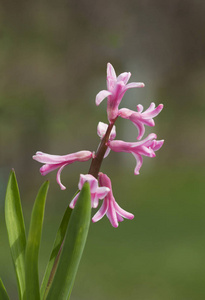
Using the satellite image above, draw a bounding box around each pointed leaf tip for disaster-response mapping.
[0,279,10,300]
[5,170,26,300]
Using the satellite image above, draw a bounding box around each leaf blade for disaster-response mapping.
[5,170,26,300]
[25,181,49,300]
[40,204,72,299]
[0,278,10,300]
[46,182,91,300]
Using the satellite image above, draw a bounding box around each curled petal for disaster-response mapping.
[69,193,80,209]
[95,90,112,106]
[56,163,68,190]
[92,199,108,223]
[33,150,93,189]
[132,152,143,175]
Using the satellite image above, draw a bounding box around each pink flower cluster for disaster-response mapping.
[33,63,164,227]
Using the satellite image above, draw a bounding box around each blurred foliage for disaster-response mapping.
[1,0,205,299]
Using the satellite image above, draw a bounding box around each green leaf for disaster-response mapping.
[46,182,91,300]
[0,278,10,300]
[24,181,49,300]
[40,204,72,300]
[5,170,26,300]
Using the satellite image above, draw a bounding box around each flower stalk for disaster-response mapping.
[88,119,116,178]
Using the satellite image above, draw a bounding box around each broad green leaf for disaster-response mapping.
[0,278,10,300]
[5,170,26,300]
[46,182,91,300]
[40,204,72,300]
[24,181,49,300]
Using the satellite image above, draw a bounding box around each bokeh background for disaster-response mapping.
[1,1,205,299]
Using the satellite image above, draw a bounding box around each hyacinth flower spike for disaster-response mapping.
[32,150,94,190]
[118,102,163,140]
[69,174,110,209]
[95,63,145,122]
[97,121,116,158]
[92,172,134,228]
[108,133,164,175]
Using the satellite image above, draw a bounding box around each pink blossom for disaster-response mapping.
[97,121,116,158]
[118,102,163,140]
[95,63,145,122]
[108,133,164,175]
[33,151,94,190]
[92,173,134,228]
[69,174,110,209]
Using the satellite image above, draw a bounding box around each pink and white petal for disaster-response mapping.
[107,63,117,80]
[137,104,144,113]
[104,147,111,158]
[138,145,156,157]
[118,108,133,119]
[96,186,110,199]
[33,152,66,164]
[78,174,98,191]
[110,125,116,140]
[142,119,155,127]
[56,163,69,190]
[145,104,163,118]
[145,102,156,113]
[95,90,112,106]
[40,163,63,176]
[125,82,145,89]
[129,118,145,140]
[114,201,134,220]
[92,193,100,208]
[117,214,124,222]
[107,200,119,228]
[117,72,131,84]
[69,193,80,209]
[97,122,108,138]
[92,199,108,223]
[151,139,164,151]
[131,152,143,175]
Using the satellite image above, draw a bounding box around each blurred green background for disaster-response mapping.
[1,1,205,299]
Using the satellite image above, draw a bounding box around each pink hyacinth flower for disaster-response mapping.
[95,63,145,122]
[92,172,134,228]
[69,174,110,209]
[118,102,163,140]
[97,121,116,158]
[33,151,94,190]
[108,133,164,175]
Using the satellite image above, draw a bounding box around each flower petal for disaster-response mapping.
[92,198,108,223]
[107,63,117,80]
[69,192,80,209]
[125,82,145,89]
[117,72,131,84]
[95,90,112,106]
[131,152,143,175]
[56,163,68,190]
